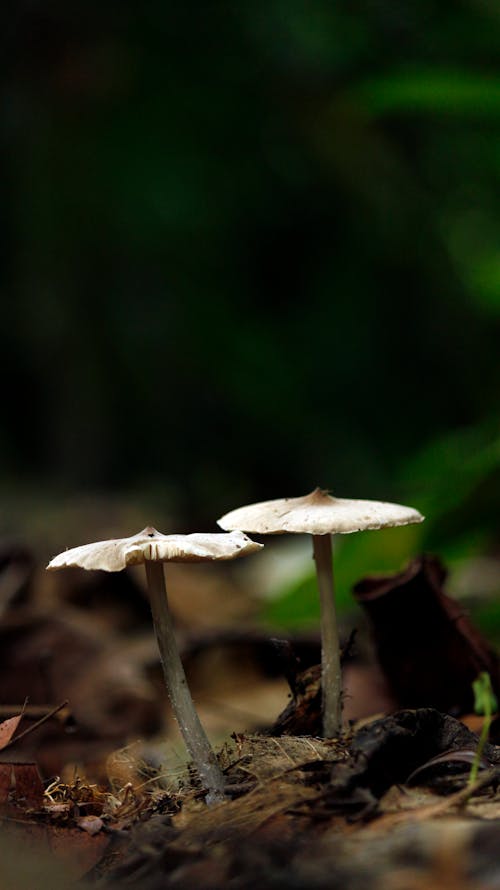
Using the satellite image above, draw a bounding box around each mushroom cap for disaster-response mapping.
[218,488,424,536]
[47,527,263,573]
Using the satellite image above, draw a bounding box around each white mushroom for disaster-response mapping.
[48,527,263,803]
[218,488,424,738]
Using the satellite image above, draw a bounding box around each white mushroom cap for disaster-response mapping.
[47,527,263,573]
[218,488,424,536]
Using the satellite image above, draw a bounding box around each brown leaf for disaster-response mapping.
[354,555,500,715]
[0,714,23,751]
[76,815,104,835]
[406,748,492,785]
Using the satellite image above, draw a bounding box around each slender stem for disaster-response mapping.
[469,715,491,786]
[312,534,342,737]
[145,560,226,803]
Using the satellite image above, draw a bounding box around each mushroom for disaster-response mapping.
[218,488,424,738]
[47,526,263,803]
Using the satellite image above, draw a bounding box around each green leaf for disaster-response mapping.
[472,672,498,716]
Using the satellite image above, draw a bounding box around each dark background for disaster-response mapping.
[1,1,499,557]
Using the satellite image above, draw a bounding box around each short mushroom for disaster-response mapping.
[218,488,424,738]
[47,527,263,803]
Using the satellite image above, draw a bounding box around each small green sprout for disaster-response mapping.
[469,671,498,786]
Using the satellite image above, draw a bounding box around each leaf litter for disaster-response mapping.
[2,547,500,887]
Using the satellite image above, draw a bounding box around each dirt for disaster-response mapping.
[1,544,500,888]
[96,714,500,889]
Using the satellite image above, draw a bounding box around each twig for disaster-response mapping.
[373,767,500,831]
[1,700,69,751]
[302,738,323,760]
[270,737,296,765]
[0,704,70,721]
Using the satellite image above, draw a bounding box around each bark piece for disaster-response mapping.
[354,555,500,714]
[322,708,500,818]
[0,762,44,808]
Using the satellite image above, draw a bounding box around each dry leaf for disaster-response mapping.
[354,555,500,714]
[76,815,104,835]
[0,714,23,751]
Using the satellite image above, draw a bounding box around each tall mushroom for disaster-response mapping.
[218,488,424,738]
[47,527,263,803]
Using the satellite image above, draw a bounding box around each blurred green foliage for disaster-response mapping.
[264,523,423,628]
[1,1,499,556]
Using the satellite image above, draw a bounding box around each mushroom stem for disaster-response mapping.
[312,534,342,737]
[144,560,226,803]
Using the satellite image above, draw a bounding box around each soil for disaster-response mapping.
[96,711,500,889]
[2,548,500,888]
[3,709,500,889]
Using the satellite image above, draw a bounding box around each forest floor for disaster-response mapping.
[3,711,500,889]
[1,537,500,888]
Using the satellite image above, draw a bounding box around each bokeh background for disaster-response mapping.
[1,1,499,623]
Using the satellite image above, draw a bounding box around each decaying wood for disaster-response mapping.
[98,715,500,889]
[354,555,500,714]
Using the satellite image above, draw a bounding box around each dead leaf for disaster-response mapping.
[354,555,500,714]
[44,801,73,817]
[0,714,23,751]
[76,815,104,835]
[406,748,492,785]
